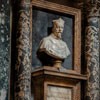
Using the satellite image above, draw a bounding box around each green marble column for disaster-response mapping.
[85,1,100,100]
[0,0,10,100]
[14,0,32,99]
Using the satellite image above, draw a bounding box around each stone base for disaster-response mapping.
[31,66,87,100]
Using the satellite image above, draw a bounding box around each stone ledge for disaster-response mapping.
[31,66,87,80]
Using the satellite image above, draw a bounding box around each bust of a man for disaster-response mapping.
[37,18,70,68]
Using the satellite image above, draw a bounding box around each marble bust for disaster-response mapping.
[37,18,70,68]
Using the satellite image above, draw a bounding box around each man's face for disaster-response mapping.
[53,22,64,39]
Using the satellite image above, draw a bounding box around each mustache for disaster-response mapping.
[57,30,63,33]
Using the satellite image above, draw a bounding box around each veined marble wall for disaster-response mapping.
[0,0,10,100]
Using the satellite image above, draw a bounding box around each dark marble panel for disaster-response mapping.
[0,0,10,99]
[32,8,73,69]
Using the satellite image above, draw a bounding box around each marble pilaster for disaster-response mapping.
[85,1,100,100]
[14,0,32,99]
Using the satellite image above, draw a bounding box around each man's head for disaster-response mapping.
[52,18,64,39]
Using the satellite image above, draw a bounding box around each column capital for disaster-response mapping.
[85,0,100,17]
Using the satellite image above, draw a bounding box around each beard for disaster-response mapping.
[57,32,62,39]
[52,28,62,39]
[56,32,62,39]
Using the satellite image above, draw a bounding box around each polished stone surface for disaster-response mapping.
[0,0,10,100]
[14,1,31,100]
[85,2,100,100]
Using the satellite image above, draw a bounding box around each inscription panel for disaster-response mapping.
[47,85,72,100]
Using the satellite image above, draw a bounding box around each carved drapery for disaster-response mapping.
[85,1,100,100]
[14,0,31,99]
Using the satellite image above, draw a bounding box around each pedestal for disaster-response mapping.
[32,66,87,100]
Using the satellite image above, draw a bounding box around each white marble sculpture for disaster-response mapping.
[38,18,70,59]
